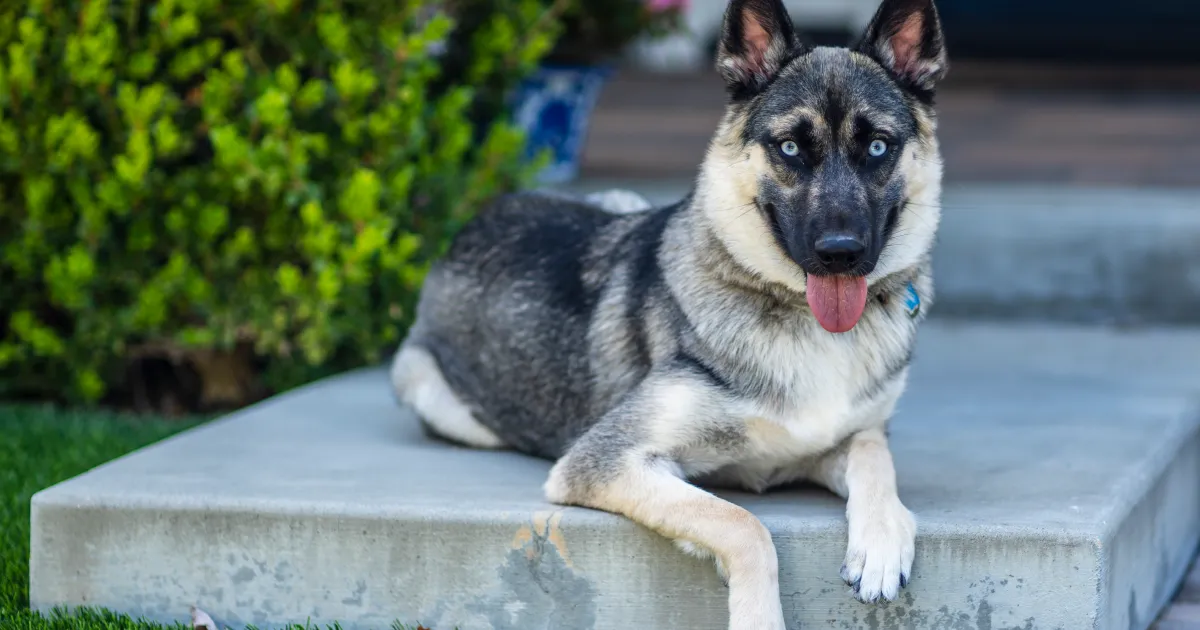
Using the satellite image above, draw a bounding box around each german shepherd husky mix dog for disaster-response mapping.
[392,0,947,625]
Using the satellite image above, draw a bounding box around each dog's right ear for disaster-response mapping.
[856,0,947,92]
[716,0,801,99]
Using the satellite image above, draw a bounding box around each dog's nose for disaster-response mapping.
[814,232,866,272]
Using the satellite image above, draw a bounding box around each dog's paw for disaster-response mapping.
[840,497,915,603]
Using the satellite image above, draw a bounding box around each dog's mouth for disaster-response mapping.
[759,199,873,333]
[805,274,868,334]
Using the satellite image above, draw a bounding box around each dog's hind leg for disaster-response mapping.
[390,344,506,449]
[544,371,785,630]
[809,427,915,603]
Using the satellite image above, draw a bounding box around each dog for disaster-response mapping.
[391,0,947,626]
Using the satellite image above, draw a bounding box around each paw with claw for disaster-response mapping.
[841,497,916,603]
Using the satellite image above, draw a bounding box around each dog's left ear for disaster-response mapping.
[716,0,802,98]
[857,0,948,92]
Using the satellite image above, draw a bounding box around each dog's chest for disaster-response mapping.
[686,308,914,490]
[703,390,902,493]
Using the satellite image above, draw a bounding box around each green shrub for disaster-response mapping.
[549,0,687,64]
[0,0,564,407]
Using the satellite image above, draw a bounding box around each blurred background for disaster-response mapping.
[582,0,1200,187]
[1,0,1197,414]
[1,3,1199,630]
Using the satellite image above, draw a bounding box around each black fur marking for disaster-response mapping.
[674,350,732,392]
[624,203,679,368]
[824,91,849,144]
[857,342,913,402]
[509,211,610,318]
[883,202,902,243]
[852,114,876,147]
[904,82,937,107]
[789,118,821,168]
[761,200,789,256]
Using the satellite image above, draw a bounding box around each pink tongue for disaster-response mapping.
[805,275,869,333]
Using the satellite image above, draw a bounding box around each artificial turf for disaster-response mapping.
[0,404,430,630]
[0,403,198,629]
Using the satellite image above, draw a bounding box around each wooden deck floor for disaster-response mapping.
[578,63,1200,188]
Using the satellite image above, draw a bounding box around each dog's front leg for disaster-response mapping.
[543,373,786,630]
[811,428,915,603]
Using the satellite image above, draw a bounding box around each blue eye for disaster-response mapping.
[868,139,889,157]
[780,140,800,157]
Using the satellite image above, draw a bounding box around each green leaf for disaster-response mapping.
[0,0,556,405]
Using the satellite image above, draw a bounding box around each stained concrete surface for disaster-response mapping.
[29,322,1200,630]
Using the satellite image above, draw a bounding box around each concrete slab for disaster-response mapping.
[555,179,1200,325]
[30,322,1200,630]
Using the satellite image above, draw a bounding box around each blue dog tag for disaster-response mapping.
[904,282,920,318]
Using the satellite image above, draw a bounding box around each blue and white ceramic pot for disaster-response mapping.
[512,64,613,184]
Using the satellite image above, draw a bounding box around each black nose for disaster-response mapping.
[814,232,866,272]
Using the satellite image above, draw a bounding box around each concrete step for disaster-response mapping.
[556,180,1200,326]
[29,322,1200,630]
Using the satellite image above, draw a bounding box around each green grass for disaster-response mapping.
[0,404,430,630]
[0,404,198,629]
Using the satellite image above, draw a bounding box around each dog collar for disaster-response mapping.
[904,282,920,318]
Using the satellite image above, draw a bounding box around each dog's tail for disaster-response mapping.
[390,342,507,449]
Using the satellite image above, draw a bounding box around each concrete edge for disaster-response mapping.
[30,486,1115,545]
[1095,401,1200,542]
[28,495,1120,629]
[1097,402,1200,629]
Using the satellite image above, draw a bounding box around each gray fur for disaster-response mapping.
[403,189,927,466]
[393,0,949,622]
[400,57,936,469]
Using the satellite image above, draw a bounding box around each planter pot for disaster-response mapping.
[511,64,612,184]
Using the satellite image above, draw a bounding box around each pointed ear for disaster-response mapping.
[857,0,948,92]
[716,0,802,98]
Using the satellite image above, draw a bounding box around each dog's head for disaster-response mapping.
[698,0,947,333]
